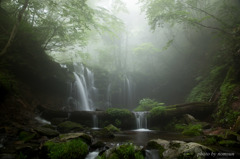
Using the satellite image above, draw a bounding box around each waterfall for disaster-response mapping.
[133,112,149,131]
[69,63,98,111]
[106,83,111,108]
[123,75,134,108]
[92,114,99,129]
[73,73,90,111]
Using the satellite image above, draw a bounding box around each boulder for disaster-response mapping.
[59,132,92,144]
[57,121,84,133]
[183,114,197,124]
[147,139,213,159]
[34,126,59,137]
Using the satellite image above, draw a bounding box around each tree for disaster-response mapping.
[0,0,29,56]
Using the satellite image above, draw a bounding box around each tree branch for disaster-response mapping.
[0,0,29,56]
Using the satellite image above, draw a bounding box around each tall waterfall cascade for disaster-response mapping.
[133,112,150,131]
[68,63,98,111]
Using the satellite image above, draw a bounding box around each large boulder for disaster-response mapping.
[34,126,59,137]
[57,121,84,133]
[146,139,213,159]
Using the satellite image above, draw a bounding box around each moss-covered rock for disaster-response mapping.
[57,121,84,133]
[34,126,59,137]
[100,143,144,159]
[147,139,213,159]
[104,124,120,133]
[44,138,88,159]
[59,132,92,145]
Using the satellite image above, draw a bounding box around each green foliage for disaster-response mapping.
[18,131,35,142]
[146,141,165,158]
[186,65,227,102]
[175,124,202,136]
[218,140,238,147]
[148,106,166,118]
[203,136,217,145]
[57,121,84,132]
[134,98,165,111]
[214,67,240,127]
[44,139,88,159]
[110,143,144,159]
[106,108,132,118]
[104,124,120,133]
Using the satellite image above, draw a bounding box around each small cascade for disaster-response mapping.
[92,114,99,129]
[133,112,150,131]
[85,151,99,159]
[145,150,160,159]
[106,83,112,108]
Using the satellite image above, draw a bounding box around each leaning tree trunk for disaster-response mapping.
[0,0,29,56]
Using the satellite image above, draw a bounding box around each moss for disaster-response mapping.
[175,124,202,136]
[214,66,240,127]
[106,108,132,118]
[115,144,144,159]
[148,106,166,118]
[134,98,165,111]
[105,124,120,133]
[105,108,133,128]
[218,140,238,147]
[57,121,84,133]
[186,65,227,102]
[18,131,35,142]
[203,136,218,145]
[44,138,88,159]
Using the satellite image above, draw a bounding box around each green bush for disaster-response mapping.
[175,124,202,136]
[105,124,120,133]
[149,106,166,118]
[18,131,35,142]
[44,139,88,159]
[114,144,144,159]
[106,108,132,118]
[134,98,165,111]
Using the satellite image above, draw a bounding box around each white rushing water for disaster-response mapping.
[92,114,99,129]
[85,151,99,159]
[73,72,91,111]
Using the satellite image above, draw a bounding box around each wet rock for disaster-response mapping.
[183,114,197,124]
[34,126,59,137]
[91,141,106,150]
[92,128,115,138]
[147,139,213,159]
[57,121,84,133]
[59,132,92,144]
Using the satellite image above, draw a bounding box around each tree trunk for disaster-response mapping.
[0,0,29,56]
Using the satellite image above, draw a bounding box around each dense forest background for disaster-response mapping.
[0,0,240,128]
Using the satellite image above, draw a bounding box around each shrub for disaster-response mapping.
[115,144,144,159]
[18,131,35,142]
[44,139,88,159]
[106,108,132,118]
[134,98,165,111]
[105,124,120,133]
[175,124,202,136]
[149,106,166,118]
